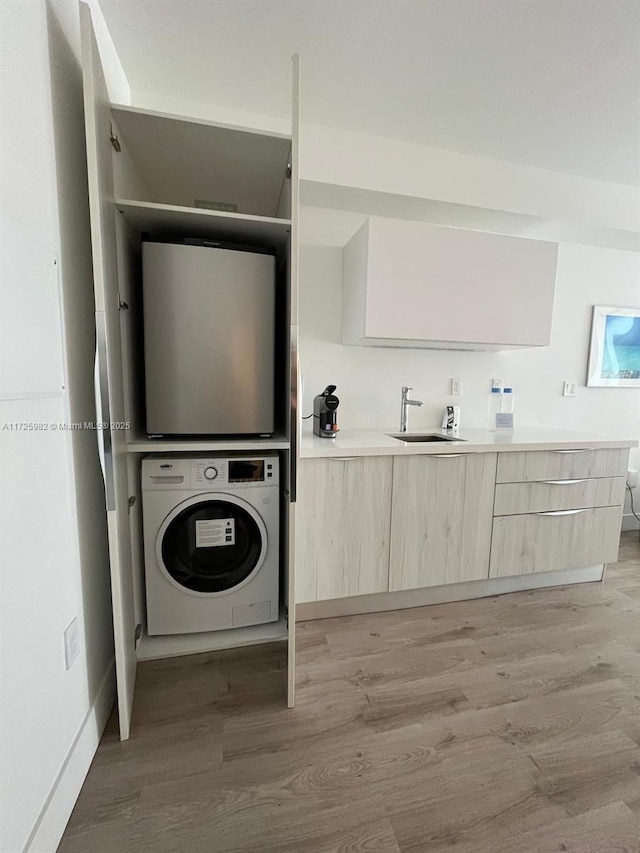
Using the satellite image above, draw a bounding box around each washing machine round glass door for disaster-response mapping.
[158,494,267,594]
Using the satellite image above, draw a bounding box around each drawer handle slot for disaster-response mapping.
[329,457,360,461]
[431,454,464,458]
[536,509,588,517]
[542,479,588,485]
[550,449,590,454]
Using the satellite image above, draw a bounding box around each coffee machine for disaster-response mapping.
[313,385,340,438]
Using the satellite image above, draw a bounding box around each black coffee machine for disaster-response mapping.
[313,385,340,438]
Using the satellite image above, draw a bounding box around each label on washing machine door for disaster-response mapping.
[195,518,235,548]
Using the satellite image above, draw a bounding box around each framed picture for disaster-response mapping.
[586,305,640,387]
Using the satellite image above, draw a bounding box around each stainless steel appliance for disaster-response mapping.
[142,240,276,436]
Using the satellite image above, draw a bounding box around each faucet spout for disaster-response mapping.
[399,386,424,432]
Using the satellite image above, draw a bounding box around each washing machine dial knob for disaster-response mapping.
[203,466,218,481]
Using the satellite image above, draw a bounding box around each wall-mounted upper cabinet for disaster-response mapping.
[342,217,558,350]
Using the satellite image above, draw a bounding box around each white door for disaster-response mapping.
[287,53,300,709]
[80,3,137,740]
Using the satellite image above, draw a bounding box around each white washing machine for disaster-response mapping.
[142,454,280,636]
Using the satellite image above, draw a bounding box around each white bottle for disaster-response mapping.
[488,388,502,430]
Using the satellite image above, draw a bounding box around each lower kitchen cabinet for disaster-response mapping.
[490,506,623,577]
[389,452,497,590]
[295,456,393,602]
[490,447,629,578]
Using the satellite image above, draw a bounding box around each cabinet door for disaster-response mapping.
[390,453,496,591]
[287,53,300,709]
[343,218,558,349]
[295,457,392,602]
[81,4,136,740]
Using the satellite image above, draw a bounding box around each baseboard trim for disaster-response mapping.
[296,565,604,622]
[622,513,640,532]
[23,660,116,853]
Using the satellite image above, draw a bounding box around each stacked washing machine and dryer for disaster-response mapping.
[140,239,280,636]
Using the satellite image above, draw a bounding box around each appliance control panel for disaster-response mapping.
[143,455,279,489]
[192,456,278,488]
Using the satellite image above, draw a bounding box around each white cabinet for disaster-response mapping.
[295,457,392,602]
[342,217,558,350]
[81,5,300,736]
[389,453,497,590]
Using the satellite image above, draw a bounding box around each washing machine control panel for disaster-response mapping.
[191,456,278,488]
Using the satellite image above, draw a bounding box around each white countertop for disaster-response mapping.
[300,427,637,458]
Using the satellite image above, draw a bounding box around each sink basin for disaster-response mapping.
[387,433,465,443]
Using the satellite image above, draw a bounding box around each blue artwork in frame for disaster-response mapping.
[587,305,640,387]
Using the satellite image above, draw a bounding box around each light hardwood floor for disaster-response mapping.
[58,533,640,853]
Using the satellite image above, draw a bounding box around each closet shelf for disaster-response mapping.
[115,199,292,248]
[127,434,290,453]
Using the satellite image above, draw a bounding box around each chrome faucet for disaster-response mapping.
[399,386,423,432]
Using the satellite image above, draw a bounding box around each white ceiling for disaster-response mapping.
[99,0,640,186]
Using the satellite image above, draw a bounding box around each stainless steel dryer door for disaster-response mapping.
[157,494,268,595]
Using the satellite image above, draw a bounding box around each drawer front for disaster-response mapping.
[489,506,623,578]
[494,477,626,516]
[496,448,629,483]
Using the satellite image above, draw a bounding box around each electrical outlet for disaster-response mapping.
[563,381,577,397]
[491,378,503,391]
[628,469,638,489]
[450,378,462,395]
[64,618,80,670]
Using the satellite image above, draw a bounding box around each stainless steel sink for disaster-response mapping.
[387,433,465,443]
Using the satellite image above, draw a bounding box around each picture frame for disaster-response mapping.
[586,305,640,388]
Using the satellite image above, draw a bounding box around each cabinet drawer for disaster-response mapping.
[489,506,622,578]
[494,477,626,516]
[496,448,628,483]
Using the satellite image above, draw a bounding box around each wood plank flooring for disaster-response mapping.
[58,533,640,852]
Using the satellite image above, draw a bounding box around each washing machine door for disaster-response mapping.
[157,493,268,595]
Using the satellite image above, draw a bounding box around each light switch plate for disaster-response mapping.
[450,378,462,395]
[563,381,577,397]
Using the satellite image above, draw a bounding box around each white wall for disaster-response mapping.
[299,208,640,527]
[301,124,640,234]
[0,2,128,851]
